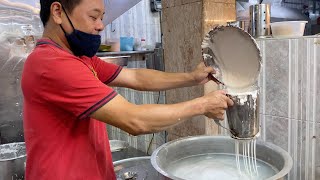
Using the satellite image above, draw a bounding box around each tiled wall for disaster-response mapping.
[102,0,161,48]
[216,37,320,180]
[256,37,320,180]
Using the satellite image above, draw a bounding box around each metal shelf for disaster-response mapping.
[96,50,154,57]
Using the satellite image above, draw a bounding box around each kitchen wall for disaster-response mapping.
[102,0,162,48]
[281,0,320,35]
[282,0,317,10]
[254,37,320,180]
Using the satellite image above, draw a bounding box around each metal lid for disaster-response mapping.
[201,26,262,93]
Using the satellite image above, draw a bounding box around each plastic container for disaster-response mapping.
[120,37,134,51]
[270,21,308,38]
[133,38,141,51]
[140,38,146,50]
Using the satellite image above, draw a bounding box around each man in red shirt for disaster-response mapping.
[21,0,233,179]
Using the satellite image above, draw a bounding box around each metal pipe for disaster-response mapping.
[283,0,304,5]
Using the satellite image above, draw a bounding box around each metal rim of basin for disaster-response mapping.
[151,136,293,180]
[113,156,152,180]
[0,142,26,161]
[113,156,150,165]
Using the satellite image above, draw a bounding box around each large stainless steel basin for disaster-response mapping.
[151,136,293,180]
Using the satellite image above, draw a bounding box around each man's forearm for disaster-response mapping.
[134,69,196,91]
[92,95,206,135]
[131,97,205,133]
[92,90,230,136]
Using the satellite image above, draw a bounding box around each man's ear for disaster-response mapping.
[51,2,63,25]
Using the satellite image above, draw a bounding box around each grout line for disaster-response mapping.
[311,38,317,180]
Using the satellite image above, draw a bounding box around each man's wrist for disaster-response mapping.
[186,72,197,86]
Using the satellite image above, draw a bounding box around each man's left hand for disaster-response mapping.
[190,62,216,85]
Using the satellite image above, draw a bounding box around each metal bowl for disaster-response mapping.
[0,142,26,180]
[113,156,164,180]
[151,136,292,180]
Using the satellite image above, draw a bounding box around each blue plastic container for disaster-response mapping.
[120,37,134,51]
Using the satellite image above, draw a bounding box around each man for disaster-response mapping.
[21,0,234,179]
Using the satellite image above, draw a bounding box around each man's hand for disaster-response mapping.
[202,90,234,120]
[190,62,216,85]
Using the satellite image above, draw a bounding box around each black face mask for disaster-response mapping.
[60,6,101,57]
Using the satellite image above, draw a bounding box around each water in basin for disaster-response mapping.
[165,153,278,180]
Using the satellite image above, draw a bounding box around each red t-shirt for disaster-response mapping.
[21,39,122,180]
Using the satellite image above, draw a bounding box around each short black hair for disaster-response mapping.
[40,0,82,27]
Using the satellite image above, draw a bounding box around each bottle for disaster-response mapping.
[141,38,146,51]
[133,38,141,51]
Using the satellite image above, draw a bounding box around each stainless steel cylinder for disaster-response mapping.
[226,90,260,139]
[249,4,271,38]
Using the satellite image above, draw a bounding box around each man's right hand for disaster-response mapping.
[92,89,234,136]
[202,90,234,120]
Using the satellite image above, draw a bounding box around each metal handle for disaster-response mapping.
[208,73,225,86]
[213,119,237,137]
[214,119,228,131]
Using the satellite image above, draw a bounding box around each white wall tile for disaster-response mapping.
[257,37,320,180]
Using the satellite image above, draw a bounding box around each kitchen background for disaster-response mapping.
[161,1,319,180]
[236,0,320,35]
[0,0,320,179]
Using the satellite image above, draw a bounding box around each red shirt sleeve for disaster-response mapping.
[40,54,119,120]
[91,56,123,84]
